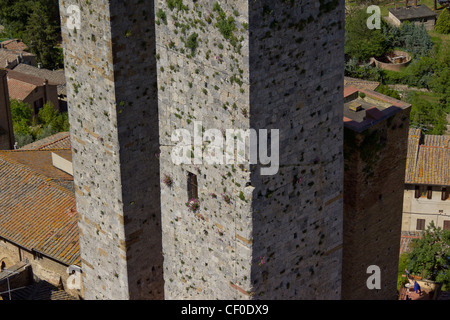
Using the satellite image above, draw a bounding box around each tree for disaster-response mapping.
[37,101,70,133]
[345,8,389,61]
[23,2,61,69]
[0,0,62,69]
[407,221,450,289]
[376,84,401,100]
[435,8,450,35]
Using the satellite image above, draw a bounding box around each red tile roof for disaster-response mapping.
[6,77,36,101]
[0,39,29,52]
[20,132,71,151]
[0,150,80,266]
[405,128,450,186]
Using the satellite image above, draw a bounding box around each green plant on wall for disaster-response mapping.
[185,32,199,55]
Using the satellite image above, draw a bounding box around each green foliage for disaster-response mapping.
[185,32,199,55]
[345,8,389,61]
[383,22,433,58]
[397,253,410,289]
[407,221,450,289]
[10,99,32,126]
[0,0,62,69]
[156,8,167,25]
[167,0,187,12]
[14,132,34,148]
[376,84,400,100]
[10,99,69,147]
[408,92,447,135]
[37,101,70,133]
[213,3,236,41]
[435,8,450,35]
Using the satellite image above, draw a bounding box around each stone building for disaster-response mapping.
[13,64,67,111]
[59,0,345,300]
[402,128,450,232]
[0,68,14,150]
[388,4,437,30]
[342,86,411,300]
[6,69,60,116]
[0,147,81,299]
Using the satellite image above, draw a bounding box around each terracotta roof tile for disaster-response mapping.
[405,128,450,186]
[20,132,71,151]
[0,150,79,266]
[6,77,36,101]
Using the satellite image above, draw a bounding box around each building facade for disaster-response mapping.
[402,129,450,232]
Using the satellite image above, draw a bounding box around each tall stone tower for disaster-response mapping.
[342,86,411,299]
[0,69,14,150]
[157,0,344,299]
[59,0,163,299]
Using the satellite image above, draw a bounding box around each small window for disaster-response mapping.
[415,185,427,198]
[187,172,198,201]
[416,219,426,231]
[427,186,432,200]
[444,221,450,231]
[442,188,449,201]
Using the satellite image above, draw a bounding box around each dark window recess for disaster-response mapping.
[427,186,432,199]
[187,172,198,200]
[414,185,420,198]
[442,188,449,201]
[444,221,450,231]
[416,219,426,231]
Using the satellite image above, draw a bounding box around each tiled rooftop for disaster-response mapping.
[405,128,450,186]
[20,132,71,151]
[344,77,380,91]
[343,85,411,132]
[13,64,66,96]
[0,39,29,52]
[0,150,79,266]
[389,5,437,20]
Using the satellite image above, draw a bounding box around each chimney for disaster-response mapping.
[414,0,418,7]
[405,0,408,8]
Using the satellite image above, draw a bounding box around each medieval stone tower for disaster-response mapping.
[0,69,14,150]
[59,0,345,300]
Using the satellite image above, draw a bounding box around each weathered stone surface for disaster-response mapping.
[59,0,163,300]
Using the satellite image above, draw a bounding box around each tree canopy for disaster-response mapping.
[407,221,450,289]
[10,99,69,148]
[0,0,62,69]
[435,8,450,35]
[345,7,389,61]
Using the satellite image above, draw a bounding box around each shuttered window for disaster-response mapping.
[416,219,426,231]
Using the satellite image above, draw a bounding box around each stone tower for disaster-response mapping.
[0,69,14,150]
[157,0,345,299]
[342,86,411,299]
[59,0,163,299]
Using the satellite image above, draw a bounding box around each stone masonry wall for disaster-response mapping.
[0,69,14,150]
[59,0,163,300]
[157,0,344,299]
[248,0,344,300]
[342,108,411,300]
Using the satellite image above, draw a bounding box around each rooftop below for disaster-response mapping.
[388,4,437,20]
[343,86,411,132]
